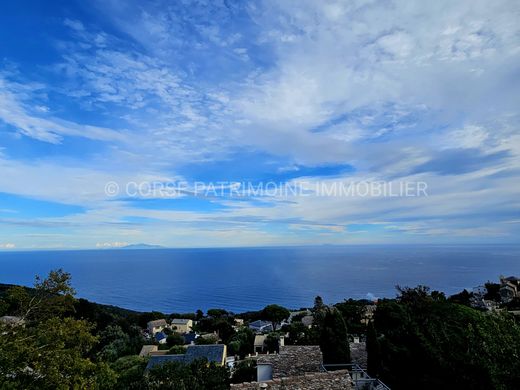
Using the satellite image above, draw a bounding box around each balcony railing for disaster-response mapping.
[321,363,391,390]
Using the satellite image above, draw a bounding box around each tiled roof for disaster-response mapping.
[147,319,167,327]
[146,355,185,370]
[184,344,226,364]
[145,344,226,370]
[257,346,322,378]
[184,333,197,344]
[230,370,352,389]
[155,332,167,341]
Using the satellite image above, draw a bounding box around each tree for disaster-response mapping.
[97,325,132,362]
[144,359,229,390]
[366,321,381,377]
[168,345,187,354]
[110,355,147,390]
[374,286,520,390]
[207,308,228,318]
[262,304,290,331]
[0,317,116,389]
[231,360,256,383]
[228,327,254,358]
[0,270,117,389]
[319,307,350,365]
[8,269,76,322]
[195,334,219,345]
[265,332,281,353]
[167,332,185,347]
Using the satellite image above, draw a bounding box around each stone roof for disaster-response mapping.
[146,354,185,370]
[155,332,167,341]
[184,344,226,364]
[147,319,167,328]
[145,344,226,370]
[139,345,158,357]
[230,370,352,390]
[257,346,322,378]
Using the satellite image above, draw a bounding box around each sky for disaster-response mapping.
[0,0,519,250]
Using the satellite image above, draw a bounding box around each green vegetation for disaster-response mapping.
[230,360,256,384]
[2,270,520,389]
[371,286,520,390]
[0,270,117,389]
[261,304,290,331]
[145,360,229,390]
[318,307,351,364]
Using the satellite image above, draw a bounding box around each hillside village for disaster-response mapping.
[2,272,520,389]
[137,306,383,389]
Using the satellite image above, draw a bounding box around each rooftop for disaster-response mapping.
[147,319,167,327]
[146,354,185,370]
[184,344,226,364]
[257,346,322,378]
[230,369,352,390]
[145,344,226,370]
[171,318,192,324]
[139,345,158,357]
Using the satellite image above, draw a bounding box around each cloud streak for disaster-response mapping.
[0,0,519,248]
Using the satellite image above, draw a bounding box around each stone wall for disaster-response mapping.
[231,370,352,390]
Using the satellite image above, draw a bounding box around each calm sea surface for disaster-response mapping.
[1,245,519,313]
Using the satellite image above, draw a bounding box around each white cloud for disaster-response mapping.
[95,241,128,248]
[0,75,124,144]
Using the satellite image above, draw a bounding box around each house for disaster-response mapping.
[0,316,24,327]
[254,335,267,353]
[234,318,244,326]
[147,319,167,334]
[361,305,377,325]
[155,331,168,344]
[301,315,313,328]
[499,276,520,303]
[146,344,227,370]
[171,318,193,333]
[253,334,285,353]
[248,320,273,333]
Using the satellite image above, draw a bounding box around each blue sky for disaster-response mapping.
[0,0,519,249]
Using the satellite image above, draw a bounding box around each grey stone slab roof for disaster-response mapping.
[230,370,352,389]
[184,344,225,364]
[257,346,322,378]
[146,354,185,370]
[145,344,226,370]
[147,319,167,327]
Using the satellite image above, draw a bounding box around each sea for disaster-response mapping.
[1,245,519,313]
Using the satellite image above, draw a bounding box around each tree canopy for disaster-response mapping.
[262,304,290,331]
